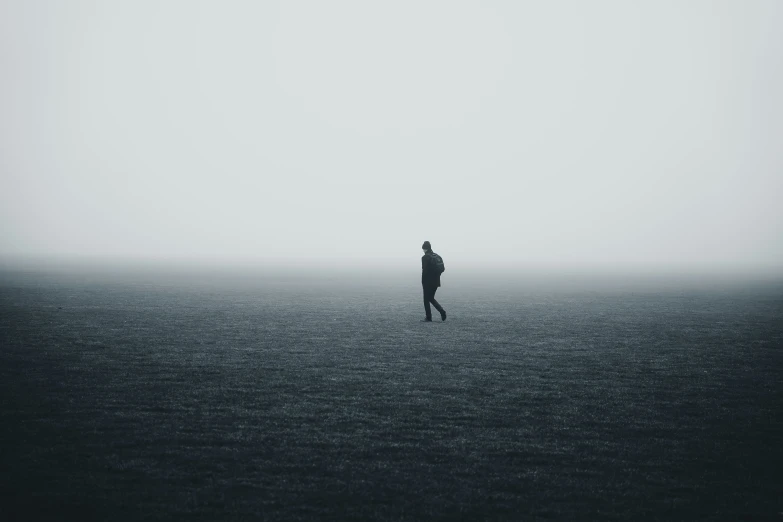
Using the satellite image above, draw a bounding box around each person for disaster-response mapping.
[421,241,447,322]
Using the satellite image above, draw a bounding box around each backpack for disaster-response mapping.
[430,252,445,274]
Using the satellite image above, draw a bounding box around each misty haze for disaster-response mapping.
[1,1,782,520]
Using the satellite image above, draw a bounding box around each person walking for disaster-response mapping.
[421,241,447,322]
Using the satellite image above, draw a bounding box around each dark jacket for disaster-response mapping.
[421,250,441,288]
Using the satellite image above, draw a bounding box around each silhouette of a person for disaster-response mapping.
[421,241,446,322]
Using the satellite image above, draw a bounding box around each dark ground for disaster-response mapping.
[1,268,782,521]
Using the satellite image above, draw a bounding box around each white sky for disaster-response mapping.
[1,0,781,271]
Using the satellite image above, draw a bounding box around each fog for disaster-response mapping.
[1,1,781,273]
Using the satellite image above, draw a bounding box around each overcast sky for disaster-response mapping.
[1,0,781,271]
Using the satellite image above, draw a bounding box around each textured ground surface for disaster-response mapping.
[1,269,782,521]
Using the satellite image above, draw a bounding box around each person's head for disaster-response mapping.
[422,241,431,252]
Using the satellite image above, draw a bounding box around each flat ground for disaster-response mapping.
[1,269,781,521]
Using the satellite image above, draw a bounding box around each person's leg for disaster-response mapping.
[429,287,446,319]
[423,285,433,320]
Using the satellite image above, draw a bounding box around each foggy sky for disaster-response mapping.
[1,0,781,272]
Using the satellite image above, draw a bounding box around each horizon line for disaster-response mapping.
[1,254,782,278]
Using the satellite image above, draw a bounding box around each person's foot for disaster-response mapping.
[440,310,447,321]
[422,318,433,322]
